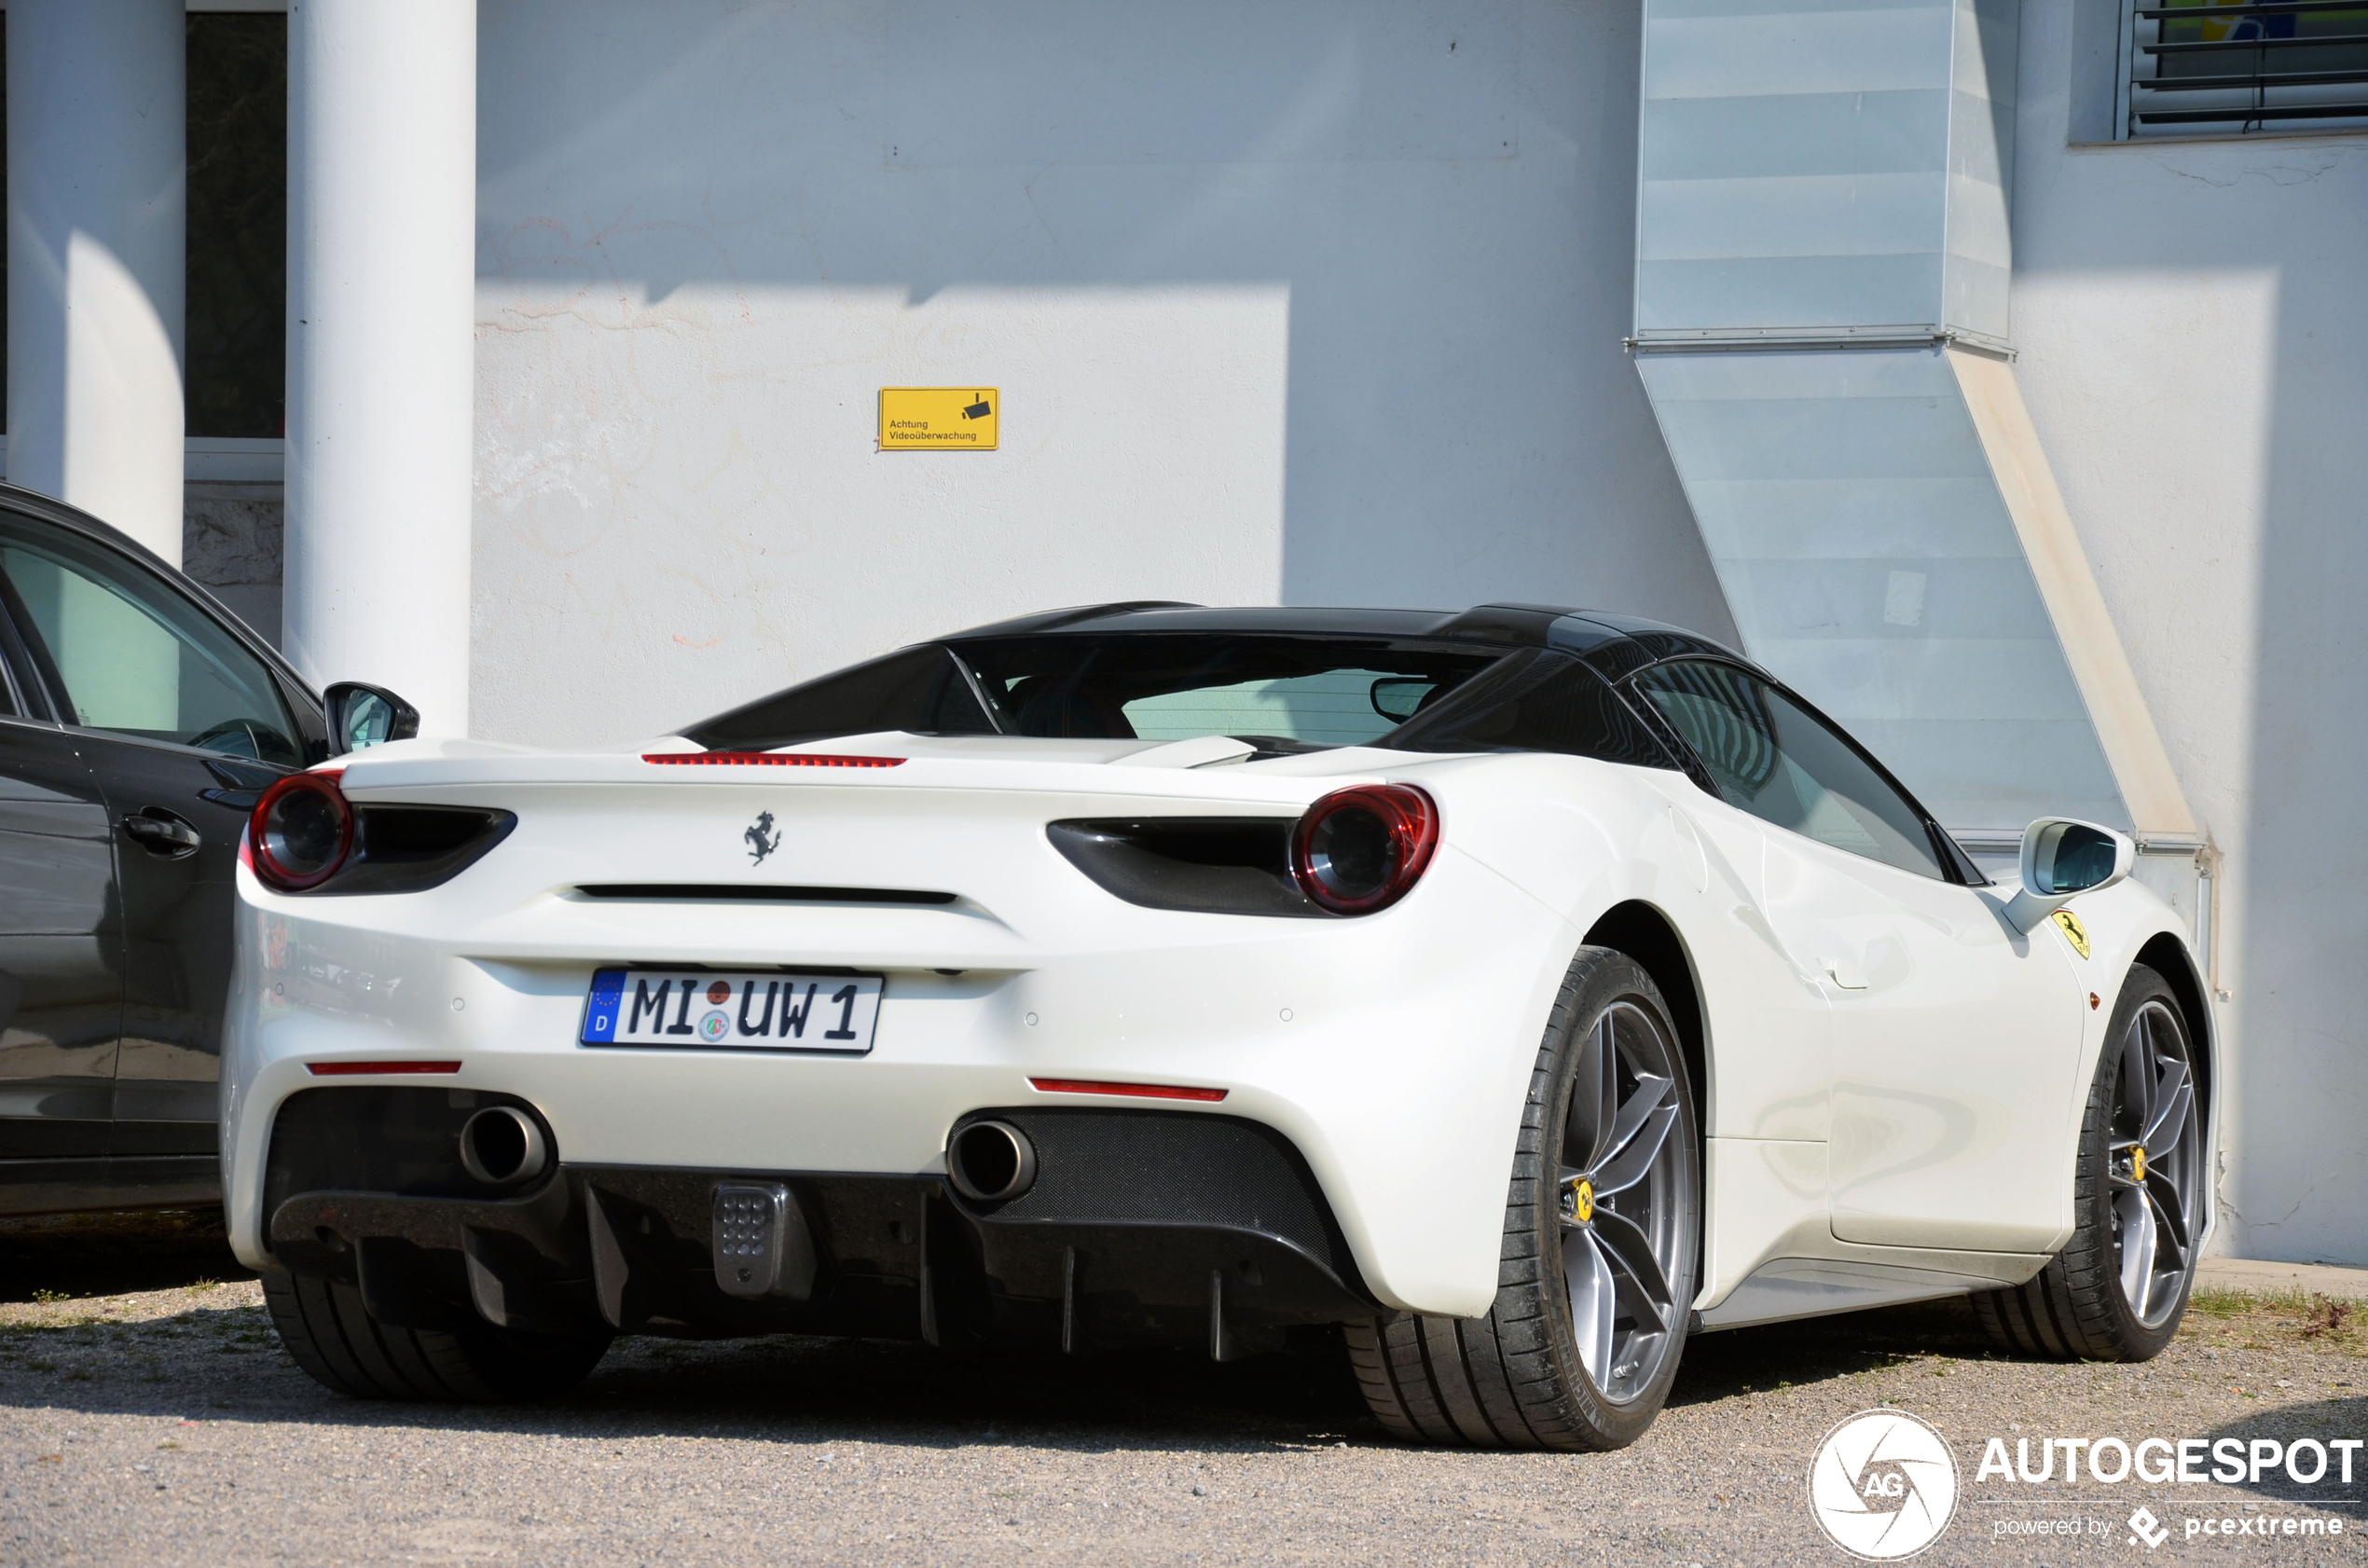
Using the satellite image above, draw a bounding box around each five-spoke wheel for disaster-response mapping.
[1556,999,1691,1406]
[2110,995,2202,1328]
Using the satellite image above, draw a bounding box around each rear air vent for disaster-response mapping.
[301,805,516,895]
[1045,818,1321,917]
[573,883,957,905]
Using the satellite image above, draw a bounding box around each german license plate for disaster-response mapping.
[581,969,884,1053]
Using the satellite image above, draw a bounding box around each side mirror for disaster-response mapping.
[1370,678,1433,722]
[324,681,420,756]
[2002,818,2135,931]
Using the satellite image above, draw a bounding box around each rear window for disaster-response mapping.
[682,635,1504,753]
[955,635,1501,750]
[680,633,1685,774]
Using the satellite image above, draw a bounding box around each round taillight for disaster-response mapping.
[1289,784,1439,915]
[249,772,355,892]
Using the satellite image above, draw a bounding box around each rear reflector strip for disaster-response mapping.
[307,1061,462,1076]
[642,752,904,768]
[1027,1077,1228,1103]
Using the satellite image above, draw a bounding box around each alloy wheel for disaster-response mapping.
[2109,997,2202,1327]
[1557,999,1693,1404]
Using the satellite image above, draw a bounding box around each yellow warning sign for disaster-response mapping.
[878,388,998,450]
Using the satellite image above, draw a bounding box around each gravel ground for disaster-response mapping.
[0,1213,2361,1566]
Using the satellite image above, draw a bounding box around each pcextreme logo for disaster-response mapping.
[1807,1410,1962,1560]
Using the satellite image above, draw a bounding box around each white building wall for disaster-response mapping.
[2013,0,2368,1263]
[470,0,1733,749]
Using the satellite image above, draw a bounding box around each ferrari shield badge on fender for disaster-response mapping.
[745,811,781,865]
[2050,908,2090,959]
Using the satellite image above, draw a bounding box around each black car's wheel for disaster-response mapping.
[264,1270,610,1401]
[1973,964,2204,1360]
[1347,948,1700,1451]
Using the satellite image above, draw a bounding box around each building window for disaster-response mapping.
[2125,0,2368,136]
[186,11,287,440]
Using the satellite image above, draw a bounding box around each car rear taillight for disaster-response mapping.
[249,771,355,891]
[1289,784,1439,915]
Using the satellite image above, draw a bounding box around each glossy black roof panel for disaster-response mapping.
[944,600,1755,679]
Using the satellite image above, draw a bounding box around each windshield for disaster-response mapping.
[951,635,1504,750]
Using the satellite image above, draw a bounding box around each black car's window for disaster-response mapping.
[1630,660,1944,880]
[1387,651,1679,770]
[685,644,997,751]
[0,511,298,764]
[953,635,1503,749]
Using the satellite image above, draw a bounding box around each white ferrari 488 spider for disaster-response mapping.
[222,604,2209,1450]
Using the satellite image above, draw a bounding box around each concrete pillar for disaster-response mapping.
[5,0,186,566]
[285,0,475,735]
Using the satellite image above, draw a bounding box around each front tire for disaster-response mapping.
[1347,948,1701,1451]
[1973,964,2204,1360]
[264,1270,611,1402]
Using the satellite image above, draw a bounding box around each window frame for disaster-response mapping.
[2119,0,2368,140]
[1621,655,1987,887]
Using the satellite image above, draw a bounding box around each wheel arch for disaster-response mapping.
[2133,929,2214,1141]
[1581,900,1709,1136]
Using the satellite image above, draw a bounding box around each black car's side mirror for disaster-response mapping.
[324,681,420,756]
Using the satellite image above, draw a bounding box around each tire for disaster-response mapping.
[1972,964,2204,1361]
[1346,947,1701,1451]
[263,1269,612,1402]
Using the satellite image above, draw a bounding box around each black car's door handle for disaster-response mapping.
[119,811,203,857]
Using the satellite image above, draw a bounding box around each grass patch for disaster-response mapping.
[2182,1287,2362,1355]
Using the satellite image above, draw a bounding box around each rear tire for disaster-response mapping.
[1972,965,2203,1361]
[263,1269,611,1401]
[1347,948,1700,1451]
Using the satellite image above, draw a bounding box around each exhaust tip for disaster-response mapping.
[459,1105,549,1186]
[947,1120,1037,1203]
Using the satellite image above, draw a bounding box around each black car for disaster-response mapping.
[0,485,409,1216]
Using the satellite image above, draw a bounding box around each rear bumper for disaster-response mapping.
[224,842,1583,1317]
[259,1090,1376,1352]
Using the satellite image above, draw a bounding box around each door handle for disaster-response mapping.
[1823,956,1869,991]
[119,810,202,858]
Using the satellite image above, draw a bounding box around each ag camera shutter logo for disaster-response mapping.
[1807,1410,1960,1560]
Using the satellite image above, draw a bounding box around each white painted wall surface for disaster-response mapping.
[2013,0,2368,1263]
[472,0,1733,749]
[4,0,186,566]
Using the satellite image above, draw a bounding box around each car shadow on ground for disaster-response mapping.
[0,1208,257,1300]
[1,1206,2004,1456]
[1670,1295,1998,1406]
